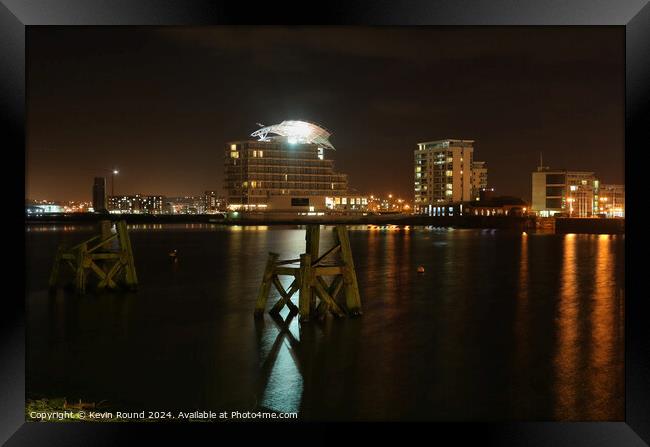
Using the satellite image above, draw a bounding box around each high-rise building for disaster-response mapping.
[531,166,599,217]
[470,161,488,201]
[224,120,348,210]
[108,195,163,214]
[92,177,107,213]
[414,139,474,214]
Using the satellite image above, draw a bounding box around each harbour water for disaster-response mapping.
[26,224,625,421]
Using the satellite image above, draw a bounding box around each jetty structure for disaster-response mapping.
[255,224,361,322]
[49,220,138,294]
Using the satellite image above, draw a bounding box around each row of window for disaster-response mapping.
[231,181,347,190]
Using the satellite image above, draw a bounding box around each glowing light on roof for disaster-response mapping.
[251,120,335,150]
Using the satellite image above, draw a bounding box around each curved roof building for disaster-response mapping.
[251,120,335,150]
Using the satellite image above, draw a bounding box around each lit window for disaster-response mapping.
[230,151,239,159]
[231,144,236,151]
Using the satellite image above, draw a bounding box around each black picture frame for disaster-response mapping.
[3,0,649,444]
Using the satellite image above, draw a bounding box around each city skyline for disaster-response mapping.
[27,27,624,202]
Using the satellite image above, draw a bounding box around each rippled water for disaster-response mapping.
[26,224,624,421]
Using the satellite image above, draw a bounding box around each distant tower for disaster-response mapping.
[93,177,107,213]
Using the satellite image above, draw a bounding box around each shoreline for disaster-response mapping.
[24,213,624,234]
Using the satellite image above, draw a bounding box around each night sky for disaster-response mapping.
[27,26,624,202]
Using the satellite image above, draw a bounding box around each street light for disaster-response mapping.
[111,169,119,196]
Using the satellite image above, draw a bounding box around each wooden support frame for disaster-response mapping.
[254,224,362,321]
[48,220,138,294]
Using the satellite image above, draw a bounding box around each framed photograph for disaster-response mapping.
[3,0,649,444]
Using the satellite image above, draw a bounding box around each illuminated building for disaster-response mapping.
[108,195,163,214]
[531,165,599,217]
[92,177,107,213]
[26,200,92,214]
[25,200,64,214]
[598,184,625,217]
[414,139,476,215]
[203,190,225,213]
[470,161,488,201]
[325,195,368,211]
[165,196,209,214]
[265,194,368,214]
[466,195,528,216]
[224,120,348,210]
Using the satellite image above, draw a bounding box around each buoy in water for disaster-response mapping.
[417,265,425,274]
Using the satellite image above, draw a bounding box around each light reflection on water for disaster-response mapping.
[26,225,624,420]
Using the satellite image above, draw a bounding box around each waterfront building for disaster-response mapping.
[465,195,528,217]
[470,161,488,201]
[108,195,164,214]
[164,196,205,214]
[531,166,599,217]
[25,200,64,214]
[414,139,475,215]
[598,184,625,217]
[224,120,348,210]
[203,190,225,213]
[92,177,107,213]
[264,194,368,214]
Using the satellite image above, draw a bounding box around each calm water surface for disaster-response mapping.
[26,224,624,421]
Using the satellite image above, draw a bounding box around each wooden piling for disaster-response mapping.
[335,225,362,316]
[305,225,320,313]
[255,252,279,316]
[116,220,138,289]
[298,253,312,322]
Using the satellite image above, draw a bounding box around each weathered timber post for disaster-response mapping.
[255,252,279,316]
[116,220,138,289]
[100,220,113,241]
[305,225,320,314]
[75,243,88,294]
[335,225,362,316]
[298,253,313,322]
